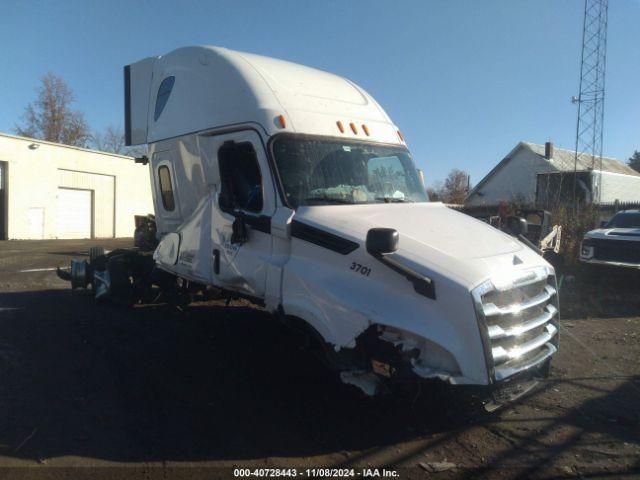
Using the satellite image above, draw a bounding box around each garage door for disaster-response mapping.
[57,188,92,239]
[58,170,114,238]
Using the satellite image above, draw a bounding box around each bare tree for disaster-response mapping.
[92,125,125,154]
[15,72,90,147]
[440,169,470,204]
[426,180,443,201]
[91,124,147,157]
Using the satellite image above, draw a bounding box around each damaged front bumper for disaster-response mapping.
[337,319,552,408]
[339,347,550,412]
[338,265,558,409]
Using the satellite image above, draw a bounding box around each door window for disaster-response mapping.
[218,142,263,213]
[158,165,176,211]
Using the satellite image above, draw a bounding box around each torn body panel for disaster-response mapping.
[328,324,464,396]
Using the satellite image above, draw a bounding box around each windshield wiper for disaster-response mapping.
[304,196,354,204]
[375,197,410,203]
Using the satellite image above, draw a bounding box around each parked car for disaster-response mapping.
[580,210,640,268]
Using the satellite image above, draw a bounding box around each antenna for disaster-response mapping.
[572,0,609,206]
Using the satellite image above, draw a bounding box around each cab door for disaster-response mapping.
[209,130,276,298]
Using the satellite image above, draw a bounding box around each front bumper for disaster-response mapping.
[580,257,640,269]
[580,237,640,268]
[432,354,551,413]
[483,357,550,411]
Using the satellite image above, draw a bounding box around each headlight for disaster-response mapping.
[580,240,594,259]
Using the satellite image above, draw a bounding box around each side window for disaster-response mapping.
[154,76,175,121]
[218,142,263,213]
[158,165,175,211]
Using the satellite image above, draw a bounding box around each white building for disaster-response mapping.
[466,141,640,207]
[0,132,153,240]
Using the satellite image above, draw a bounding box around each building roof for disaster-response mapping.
[0,131,136,160]
[467,141,639,202]
[524,142,639,177]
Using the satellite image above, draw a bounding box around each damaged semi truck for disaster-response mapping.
[60,46,559,400]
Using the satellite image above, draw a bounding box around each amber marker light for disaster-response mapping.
[349,122,358,134]
[277,115,286,128]
[336,121,345,133]
[397,130,405,142]
[362,124,370,136]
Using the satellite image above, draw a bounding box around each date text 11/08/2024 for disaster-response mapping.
[233,468,399,478]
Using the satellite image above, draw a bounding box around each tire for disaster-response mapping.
[89,246,105,264]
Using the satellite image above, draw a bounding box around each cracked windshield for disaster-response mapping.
[272,136,428,208]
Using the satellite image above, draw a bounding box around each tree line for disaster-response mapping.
[628,151,640,172]
[14,72,144,156]
[427,169,471,204]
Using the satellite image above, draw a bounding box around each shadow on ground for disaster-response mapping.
[0,285,638,476]
[0,288,476,463]
[559,266,640,319]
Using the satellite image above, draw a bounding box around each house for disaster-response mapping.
[0,132,153,240]
[466,141,640,207]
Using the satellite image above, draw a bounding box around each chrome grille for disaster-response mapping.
[473,267,559,382]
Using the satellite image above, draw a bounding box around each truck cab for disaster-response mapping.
[123,46,559,395]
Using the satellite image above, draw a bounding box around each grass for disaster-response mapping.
[550,204,600,271]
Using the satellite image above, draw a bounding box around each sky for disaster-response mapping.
[1,0,638,186]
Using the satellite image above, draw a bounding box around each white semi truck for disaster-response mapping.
[62,46,559,400]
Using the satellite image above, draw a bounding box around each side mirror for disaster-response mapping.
[231,216,248,244]
[600,220,608,228]
[505,216,528,236]
[366,228,399,255]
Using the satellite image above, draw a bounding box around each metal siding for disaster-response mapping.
[597,171,640,203]
[58,170,115,238]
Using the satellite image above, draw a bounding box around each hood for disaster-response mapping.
[294,202,523,261]
[292,203,545,290]
[586,228,640,240]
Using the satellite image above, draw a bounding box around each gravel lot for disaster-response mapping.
[0,239,639,479]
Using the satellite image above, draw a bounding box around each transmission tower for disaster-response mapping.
[572,0,609,205]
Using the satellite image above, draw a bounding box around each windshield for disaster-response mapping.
[606,212,640,228]
[272,136,428,208]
